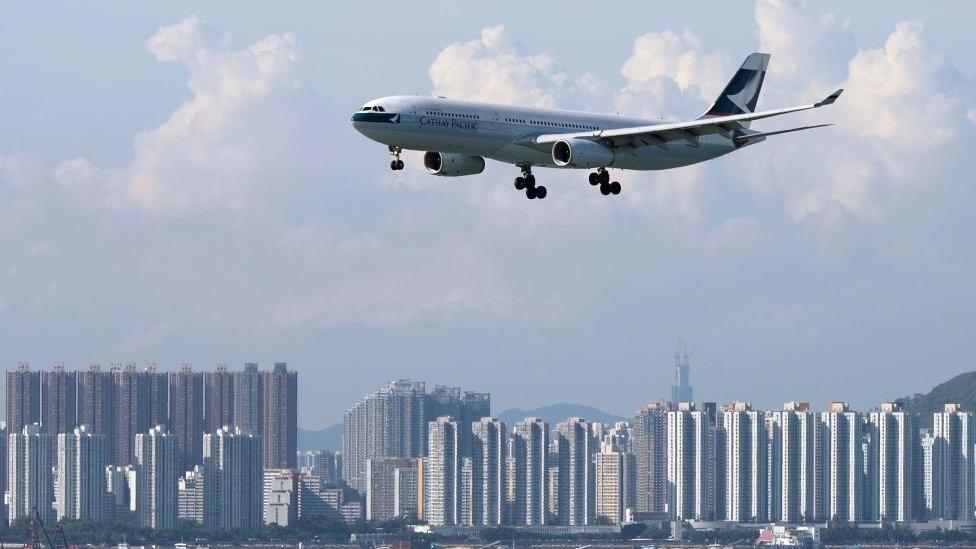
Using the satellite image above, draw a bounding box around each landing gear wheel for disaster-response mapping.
[517,166,543,200]
[610,181,621,195]
[600,182,611,196]
[389,145,403,170]
[589,172,599,186]
[598,170,610,185]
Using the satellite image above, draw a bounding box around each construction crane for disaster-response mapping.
[35,509,56,549]
[55,523,76,549]
[23,509,58,549]
[23,513,40,549]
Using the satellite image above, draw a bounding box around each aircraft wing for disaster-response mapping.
[532,89,843,150]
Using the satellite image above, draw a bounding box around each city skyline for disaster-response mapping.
[1,362,304,530]
[4,362,298,466]
[343,374,976,529]
[3,357,973,432]
[4,363,976,533]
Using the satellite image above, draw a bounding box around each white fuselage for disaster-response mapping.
[351,95,737,171]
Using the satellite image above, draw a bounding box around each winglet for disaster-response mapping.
[815,89,843,107]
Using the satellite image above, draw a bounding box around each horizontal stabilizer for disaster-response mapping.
[734,124,833,144]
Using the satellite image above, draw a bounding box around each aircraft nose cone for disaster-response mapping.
[351,113,366,134]
[351,111,399,134]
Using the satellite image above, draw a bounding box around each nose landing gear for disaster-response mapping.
[514,166,546,199]
[389,145,404,170]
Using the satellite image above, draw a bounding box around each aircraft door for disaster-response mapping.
[399,100,416,126]
[481,109,498,130]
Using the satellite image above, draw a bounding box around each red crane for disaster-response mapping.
[22,509,61,549]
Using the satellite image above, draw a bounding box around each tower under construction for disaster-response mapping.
[670,348,693,404]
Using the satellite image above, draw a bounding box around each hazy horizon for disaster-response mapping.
[3,358,966,431]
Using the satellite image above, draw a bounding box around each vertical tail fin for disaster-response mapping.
[700,52,770,126]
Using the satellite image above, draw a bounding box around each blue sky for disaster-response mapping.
[1,2,974,428]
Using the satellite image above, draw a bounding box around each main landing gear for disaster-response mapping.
[389,144,404,171]
[588,168,621,196]
[514,166,547,200]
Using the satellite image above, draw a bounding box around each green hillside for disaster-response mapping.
[894,371,976,427]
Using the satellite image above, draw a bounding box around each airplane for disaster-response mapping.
[352,52,842,200]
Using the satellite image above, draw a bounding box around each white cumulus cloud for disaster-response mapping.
[55,15,309,211]
[429,25,608,111]
[144,14,212,62]
[841,21,965,145]
[617,28,731,119]
[755,0,855,96]
[740,3,976,222]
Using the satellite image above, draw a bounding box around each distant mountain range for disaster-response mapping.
[298,424,343,451]
[495,403,628,427]
[298,402,626,451]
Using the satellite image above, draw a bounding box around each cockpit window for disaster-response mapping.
[376,106,385,112]
[361,106,371,111]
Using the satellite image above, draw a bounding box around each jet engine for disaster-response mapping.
[423,152,486,176]
[551,138,615,168]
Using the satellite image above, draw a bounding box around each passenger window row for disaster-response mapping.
[425,110,479,119]
[506,117,598,131]
[359,104,597,130]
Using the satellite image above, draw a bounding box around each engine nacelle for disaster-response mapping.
[551,138,615,168]
[424,152,486,176]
